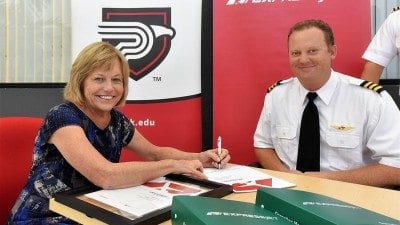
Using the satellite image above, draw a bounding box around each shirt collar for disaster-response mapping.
[299,70,338,106]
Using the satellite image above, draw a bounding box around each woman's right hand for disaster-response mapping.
[173,159,207,180]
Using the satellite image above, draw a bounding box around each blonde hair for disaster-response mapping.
[64,42,130,107]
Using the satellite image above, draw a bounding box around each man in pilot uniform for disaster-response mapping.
[254,19,400,188]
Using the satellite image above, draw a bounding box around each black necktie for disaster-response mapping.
[296,92,320,172]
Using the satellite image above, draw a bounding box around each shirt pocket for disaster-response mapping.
[271,125,298,164]
[272,125,296,140]
[326,131,359,149]
[326,131,362,170]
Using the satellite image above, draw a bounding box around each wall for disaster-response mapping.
[381,80,400,109]
[0,84,64,117]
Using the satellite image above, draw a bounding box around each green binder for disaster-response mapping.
[171,196,296,225]
[255,188,400,225]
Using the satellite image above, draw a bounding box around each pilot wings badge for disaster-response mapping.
[330,124,355,131]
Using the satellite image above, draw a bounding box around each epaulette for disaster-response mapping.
[393,6,399,12]
[267,77,293,93]
[359,80,384,94]
[267,80,282,93]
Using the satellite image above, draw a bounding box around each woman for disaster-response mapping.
[7,42,230,224]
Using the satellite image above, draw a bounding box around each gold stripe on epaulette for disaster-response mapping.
[267,80,282,93]
[360,80,383,93]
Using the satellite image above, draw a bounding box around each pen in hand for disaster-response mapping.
[217,136,222,169]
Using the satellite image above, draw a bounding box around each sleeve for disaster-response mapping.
[366,91,400,168]
[114,111,135,147]
[254,93,274,149]
[40,104,83,145]
[362,12,399,67]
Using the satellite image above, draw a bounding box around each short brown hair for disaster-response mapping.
[288,19,335,47]
[63,42,130,107]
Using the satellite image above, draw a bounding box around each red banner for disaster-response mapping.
[213,0,371,164]
[120,99,202,161]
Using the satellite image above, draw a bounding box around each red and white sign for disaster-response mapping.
[71,0,203,160]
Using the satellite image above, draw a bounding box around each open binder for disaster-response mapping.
[54,174,232,225]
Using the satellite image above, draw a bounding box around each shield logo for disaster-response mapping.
[99,8,175,81]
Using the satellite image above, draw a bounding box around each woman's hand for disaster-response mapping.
[199,148,231,169]
[172,159,207,180]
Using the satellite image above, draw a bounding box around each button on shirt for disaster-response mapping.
[254,71,400,171]
[362,10,400,67]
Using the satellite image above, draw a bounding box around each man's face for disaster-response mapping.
[288,27,336,90]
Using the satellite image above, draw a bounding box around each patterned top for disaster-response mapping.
[7,102,134,224]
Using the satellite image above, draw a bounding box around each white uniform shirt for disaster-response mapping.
[254,71,400,171]
[362,10,400,67]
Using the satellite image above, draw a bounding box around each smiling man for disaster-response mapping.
[253,19,400,188]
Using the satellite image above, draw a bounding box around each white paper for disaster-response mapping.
[84,178,208,217]
[204,165,295,192]
[85,185,171,217]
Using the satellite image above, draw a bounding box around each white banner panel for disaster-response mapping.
[71,0,202,101]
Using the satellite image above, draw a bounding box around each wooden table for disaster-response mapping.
[50,168,400,224]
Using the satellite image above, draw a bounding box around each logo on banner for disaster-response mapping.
[98,8,176,81]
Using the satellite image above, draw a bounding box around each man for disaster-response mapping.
[254,19,400,188]
[361,8,400,83]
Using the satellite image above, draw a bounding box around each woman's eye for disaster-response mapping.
[112,78,122,83]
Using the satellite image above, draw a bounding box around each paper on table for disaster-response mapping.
[85,177,208,218]
[204,165,296,192]
[85,185,171,218]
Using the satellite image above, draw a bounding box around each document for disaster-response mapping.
[204,165,295,192]
[85,177,208,218]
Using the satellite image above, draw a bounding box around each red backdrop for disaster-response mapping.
[213,0,371,164]
[120,98,202,161]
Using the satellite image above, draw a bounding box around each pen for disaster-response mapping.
[217,136,222,169]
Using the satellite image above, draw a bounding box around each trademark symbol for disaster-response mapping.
[153,76,162,82]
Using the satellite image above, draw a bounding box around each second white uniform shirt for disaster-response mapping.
[362,10,400,67]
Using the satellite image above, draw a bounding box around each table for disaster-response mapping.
[49,168,400,224]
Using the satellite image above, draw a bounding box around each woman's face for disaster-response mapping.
[82,58,124,115]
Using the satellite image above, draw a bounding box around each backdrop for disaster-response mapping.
[71,0,205,161]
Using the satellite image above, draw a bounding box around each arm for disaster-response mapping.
[361,11,399,83]
[126,130,230,169]
[308,92,400,188]
[305,163,400,188]
[50,126,229,189]
[254,147,291,172]
[360,61,384,84]
[256,146,400,187]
